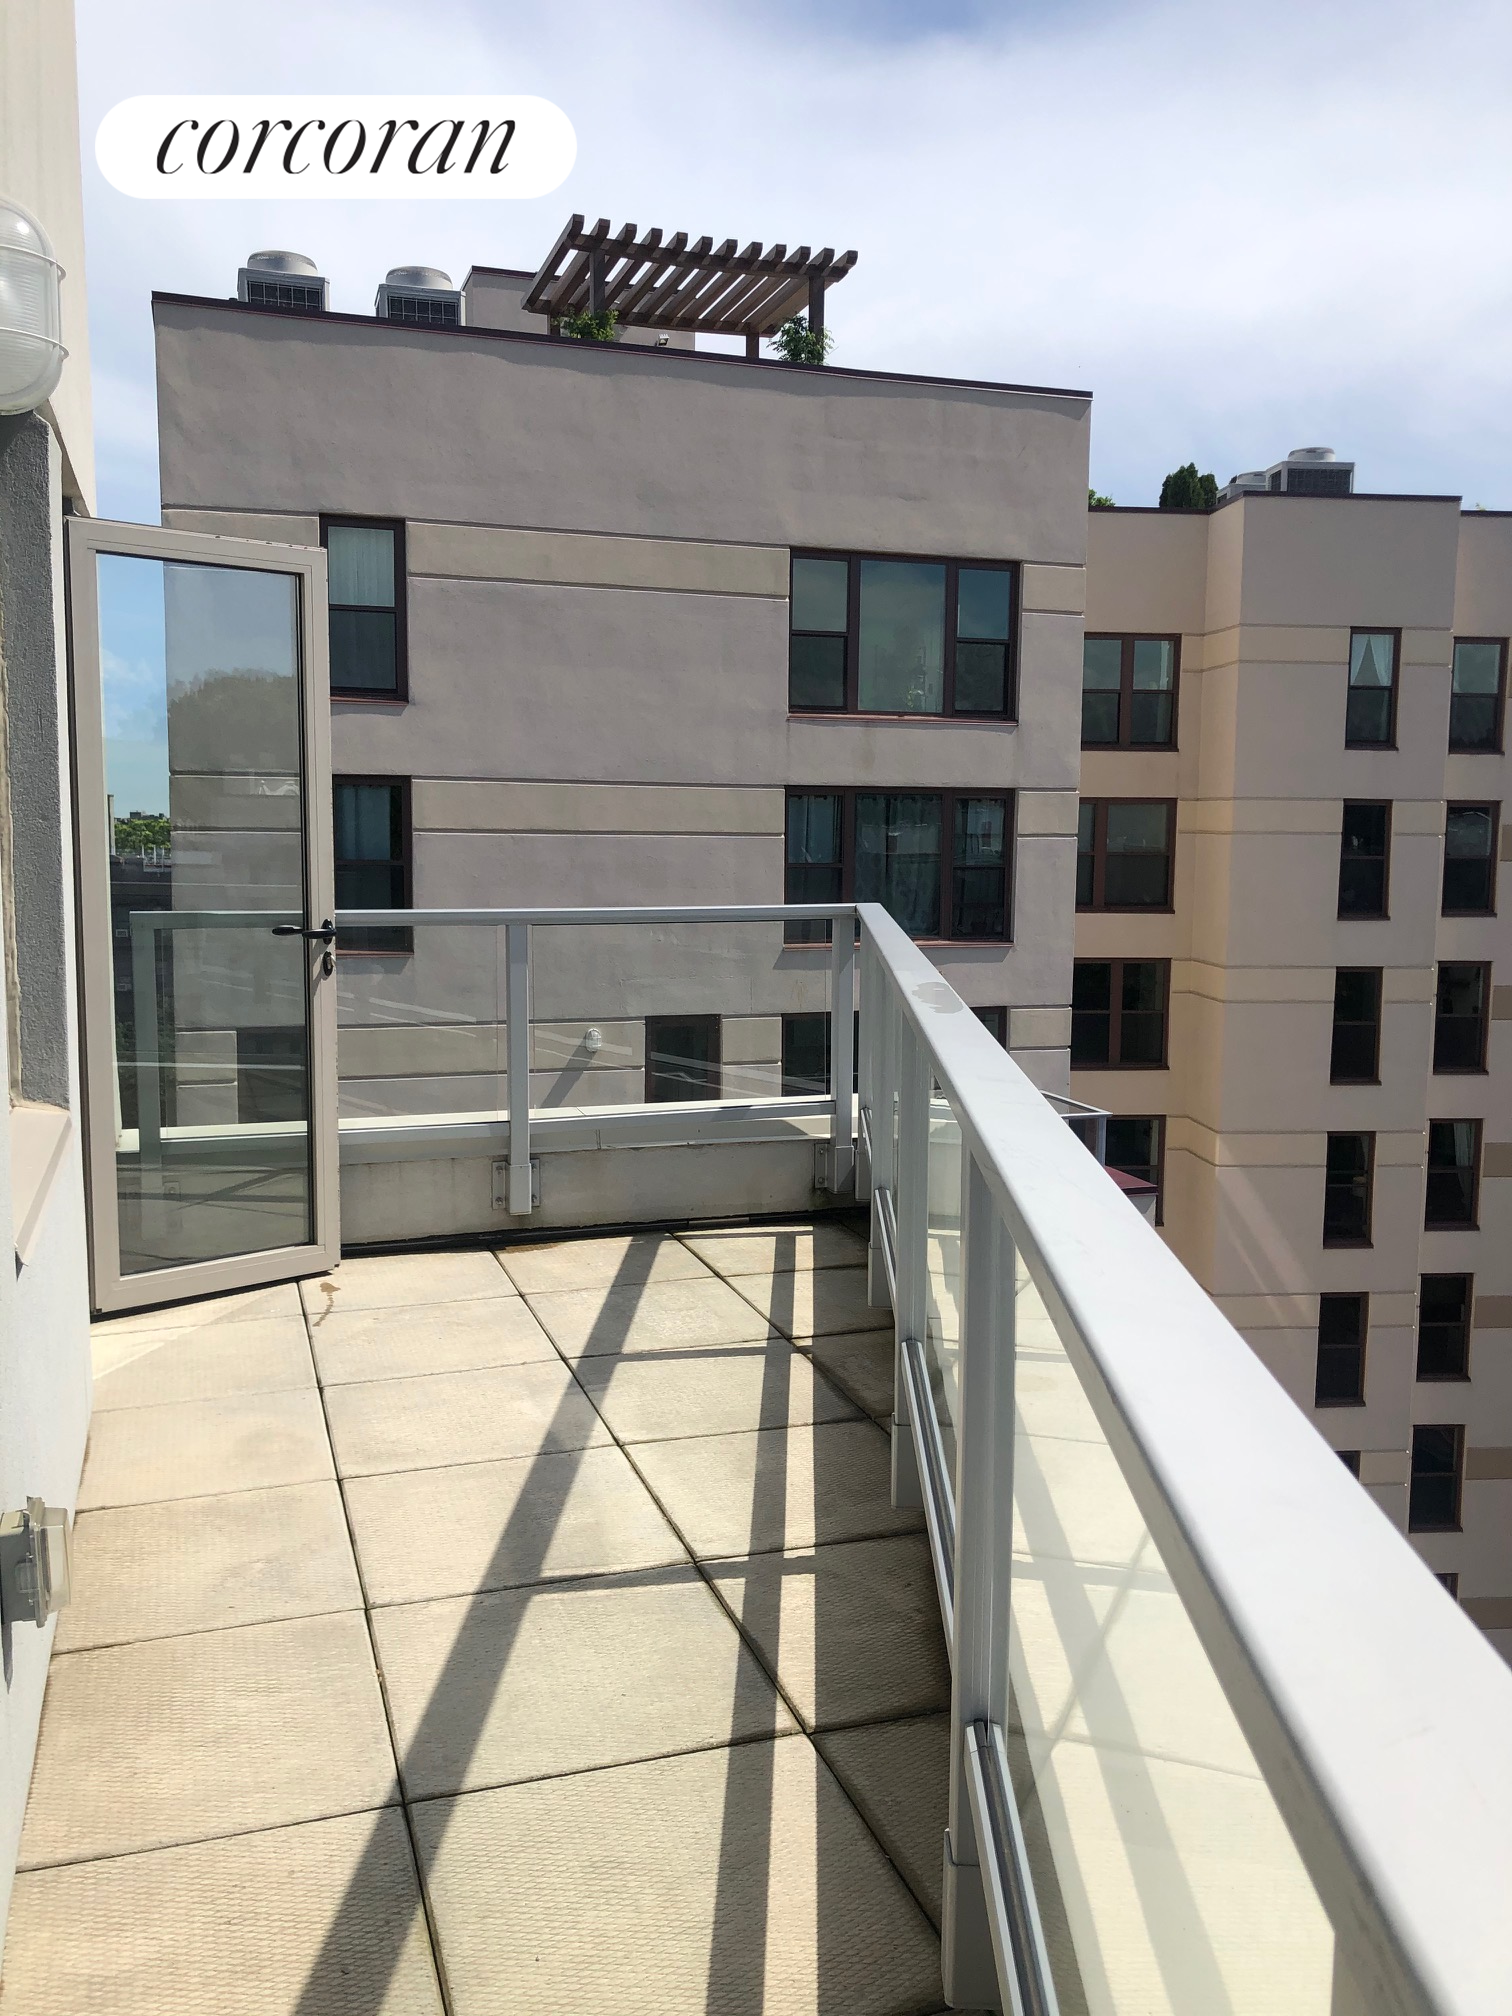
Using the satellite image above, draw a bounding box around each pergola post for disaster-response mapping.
[807,271,825,340]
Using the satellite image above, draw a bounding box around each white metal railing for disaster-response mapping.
[855,901,1512,2016]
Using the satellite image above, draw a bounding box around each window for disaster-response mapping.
[1436,1571,1460,1599]
[1408,1423,1463,1532]
[1425,1119,1480,1229]
[1076,801,1174,910]
[1417,1274,1472,1381]
[779,1012,860,1094]
[235,1028,307,1124]
[1105,1115,1163,1223]
[645,1016,720,1102]
[1433,963,1489,1073]
[323,519,405,696]
[333,778,410,953]
[1323,1131,1373,1245]
[1315,1293,1367,1406]
[1081,635,1179,748]
[1329,968,1382,1083]
[784,790,1012,944]
[1337,1449,1362,1478]
[787,552,1017,716]
[1071,960,1169,1068]
[973,1005,1008,1044]
[1345,629,1398,746]
[1337,802,1390,918]
[1442,804,1497,915]
[1449,638,1506,753]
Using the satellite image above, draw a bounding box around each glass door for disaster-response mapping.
[68,520,338,1314]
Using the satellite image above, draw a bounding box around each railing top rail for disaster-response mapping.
[125,904,857,930]
[858,901,1512,2016]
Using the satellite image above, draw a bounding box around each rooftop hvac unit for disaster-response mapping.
[1222,447,1355,503]
[375,266,464,327]
[238,250,328,313]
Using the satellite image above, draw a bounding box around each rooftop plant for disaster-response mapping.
[558,307,619,343]
[768,315,834,365]
[1159,463,1218,510]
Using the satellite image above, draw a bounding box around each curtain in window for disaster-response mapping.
[857,561,945,713]
[326,526,395,608]
[855,792,941,936]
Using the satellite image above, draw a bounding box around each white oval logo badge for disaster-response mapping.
[96,95,576,199]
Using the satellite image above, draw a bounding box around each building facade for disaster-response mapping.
[1079,494,1511,1651]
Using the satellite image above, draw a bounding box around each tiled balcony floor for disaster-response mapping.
[3,1219,957,2015]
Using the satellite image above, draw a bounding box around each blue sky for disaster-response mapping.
[74,0,1512,521]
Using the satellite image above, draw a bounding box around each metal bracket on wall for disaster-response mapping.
[492,1156,541,1214]
[0,1498,73,1629]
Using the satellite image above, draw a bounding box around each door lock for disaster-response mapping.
[272,919,337,974]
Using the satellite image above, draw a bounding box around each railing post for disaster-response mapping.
[891,1018,929,1511]
[828,914,856,1194]
[941,1147,1016,2008]
[505,922,533,1213]
[131,913,162,1168]
[854,931,873,1204]
[867,969,897,1311]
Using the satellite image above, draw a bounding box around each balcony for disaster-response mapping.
[3,903,1509,2014]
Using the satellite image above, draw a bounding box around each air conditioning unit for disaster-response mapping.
[237,250,328,313]
[375,265,464,328]
[1222,446,1355,504]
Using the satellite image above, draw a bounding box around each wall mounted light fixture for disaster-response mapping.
[0,197,66,416]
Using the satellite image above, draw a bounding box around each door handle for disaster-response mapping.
[271,920,337,943]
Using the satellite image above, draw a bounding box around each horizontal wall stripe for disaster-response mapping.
[407,521,787,597]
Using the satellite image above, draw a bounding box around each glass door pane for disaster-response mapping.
[73,522,336,1308]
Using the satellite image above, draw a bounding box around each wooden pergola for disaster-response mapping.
[524,216,859,357]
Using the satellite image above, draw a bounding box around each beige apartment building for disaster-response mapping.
[149,244,1508,1650]
[1079,481,1511,1648]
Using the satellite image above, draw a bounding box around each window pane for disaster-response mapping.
[1128,642,1175,744]
[1082,638,1122,690]
[1451,639,1501,696]
[335,782,399,863]
[786,793,842,866]
[974,1005,1008,1044]
[952,797,1007,938]
[1449,692,1499,752]
[1425,1120,1477,1227]
[789,634,847,710]
[1442,805,1494,912]
[855,792,941,936]
[326,525,395,608]
[1315,1293,1366,1405]
[1338,805,1388,917]
[791,556,848,633]
[1076,802,1096,906]
[1105,1115,1160,1190]
[646,1017,720,1102]
[1417,1274,1471,1380]
[1433,963,1486,1070]
[1131,639,1174,692]
[1409,1424,1461,1531]
[1323,1132,1372,1243]
[957,567,1013,641]
[1349,631,1395,690]
[857,561,946,713]
[1070,962,1111,1067]
[954,640,1007,712]
[334,781,406,952]
[1103,803,1171,907]
[1330,968,1380,1082]
[1118,960,1167,1065]
[781,1013,829,1095]
[329,608,398,692]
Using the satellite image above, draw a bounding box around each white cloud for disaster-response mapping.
[75,0,1512,514]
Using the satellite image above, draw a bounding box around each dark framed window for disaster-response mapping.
[1330,968,1382,1083]
[334,777,411,953]
[1338,802,1390,918]
[645,1016,721,1102]
[1323,1131,1374,1246]
[1345,628,1398,747]
[1409,1423,1463,1532]
[1315,1293,1367,1406]
[1425,1119,1480,1229]
[1433,963,1489,1073]
[1449,638,1506,753]
[1337,1449,1362,1478]
[1436,1570,1460,1598]
[788,551,1017,717]
[973,1005,1008,1045]
[1417,1274,1472,1381]
[1081,635,1179,748]
[1105,1115,1164,1223]
[1076,800,1174,910]
[779,1011,859,1095]
[1442,804,1498,915]
[1071,960,1169,1068]
[322,518,406,697]
[784,789,1012,945]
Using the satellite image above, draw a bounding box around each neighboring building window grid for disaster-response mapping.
[1409,1423,1463,1532]
[788,552,1017,718]
[1449,638,1506,753]
[1076,800,1175,910]
[1329,968,1382,1083]
[1071,959,1170,1068]
[1417,1274,1472,1382]
[1425,1119,1481,1229]
[334,777,411,953]
[784,789,1012,944]
[1323,1130,1374,1246]
[1441,803,1498,915]
[1315,1292,1367,1406]
[1432,962,1490,1073]
[1081,634,1179,748]
[1337,802,1390,918]
[1344,629,1398,747]
[323,518,405,697]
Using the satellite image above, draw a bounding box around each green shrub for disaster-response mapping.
[768,316,834,365]
[1159,463,1218,510]
[558,307,619,343]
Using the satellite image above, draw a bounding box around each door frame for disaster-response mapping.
[68,517,340,1316]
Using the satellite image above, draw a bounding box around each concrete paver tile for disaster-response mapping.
[345,1444,687,1607]
[499,1231,712,1295]
[576,1341,859,1444]
[1,1809,443,2015]
[707,1535,949,1731]
[77,1389,334,1510]
[324,1361,610,1478]
[301,1251,515,1319]
[310,1295,557,1386]
[816,1716,951,1929]
[678,1220,868,1276]
[91,1316,313,1412]
[89,1281,305,1338]
[523,1274,778,1360]
[18,1612,397,1867]
[630,1421,923,1561]
[413,1738,942,2015]
[799,1328,895,1422]
[57,1481,361,1652]
[373,1565,794,1800]
[727,1263,892,1342]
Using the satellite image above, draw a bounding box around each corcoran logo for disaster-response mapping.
[96,95,575,200]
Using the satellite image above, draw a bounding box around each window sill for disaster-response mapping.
[1070,1059,1170,1073]
[1429,1064,1488,1076]
[1329,1075,1382,1087]
[1322,1237,1373,1250]
[1079,742,1179,755]
[1314,1398,1367,1410]
[10,1102,72,1266]
[1440,910,1497,920]
[332,691,408,705]
[787,709,1017,726]
[1416,1372,1472,1384]
[1076,905,1176,917]
[1425,1221,1479,1234]
[1408,1522,1463,1536]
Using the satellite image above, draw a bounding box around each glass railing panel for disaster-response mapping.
[335,922,502,1120]
[1007,1251,1335,2015]
[924,1089,962,1472]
